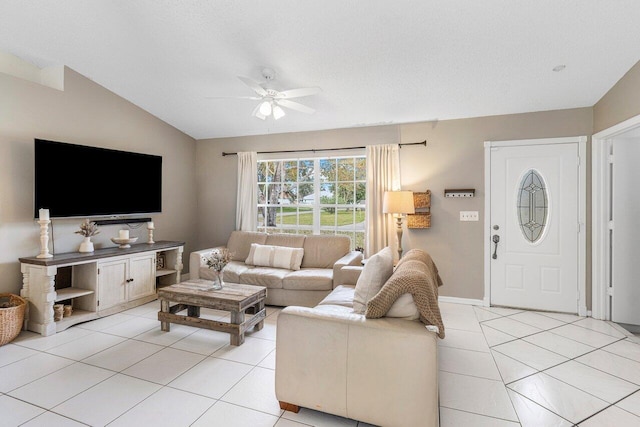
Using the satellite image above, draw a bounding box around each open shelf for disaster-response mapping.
[156,269,176,277]
[55,287,94,302]
[55,309,97,331]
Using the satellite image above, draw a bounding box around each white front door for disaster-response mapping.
[488,139,582,313]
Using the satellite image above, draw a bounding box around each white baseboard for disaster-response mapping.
[438,296,484,306]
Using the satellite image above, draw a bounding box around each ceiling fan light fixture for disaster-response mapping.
[223,71,320,121]
[251,103,267,120]
[273,104,285,120]
[259,101,272,116]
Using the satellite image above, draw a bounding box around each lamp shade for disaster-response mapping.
[383,191,415,214]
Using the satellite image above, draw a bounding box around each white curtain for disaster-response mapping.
[365,144,401,257]
[236,152,258,231]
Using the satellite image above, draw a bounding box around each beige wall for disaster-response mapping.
[197,108,592,300]
[195,125,400,248]
[594,60,640,133]
[2,56,635,303]
[0,67,198,294]
[400,109,592,300]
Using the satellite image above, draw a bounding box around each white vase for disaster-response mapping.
[79,236,94,253]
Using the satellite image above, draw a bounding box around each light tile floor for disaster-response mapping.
[1,301,640,426]
[439,302,640,427]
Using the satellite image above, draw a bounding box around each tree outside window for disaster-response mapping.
[257,156,365,249]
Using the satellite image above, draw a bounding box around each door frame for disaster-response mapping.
[483,136,587,315]
[592,114,640,320]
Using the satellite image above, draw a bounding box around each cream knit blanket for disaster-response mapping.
[365,249,445,338]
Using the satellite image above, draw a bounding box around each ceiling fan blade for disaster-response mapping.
[205,96,263,100]
[277,99,316,114]
[238,76,267,97]
[251,103,267,120]
[276,87,322,99]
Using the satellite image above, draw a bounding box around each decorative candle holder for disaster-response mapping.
[36,219,53,258]
[111,237,138,249]
[147,222,155,244]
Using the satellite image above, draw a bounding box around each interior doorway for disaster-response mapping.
[592,114,640,330]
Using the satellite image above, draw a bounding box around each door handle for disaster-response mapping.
[492,234,500,259]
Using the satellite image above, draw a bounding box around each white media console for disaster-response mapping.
[19,241,184,336]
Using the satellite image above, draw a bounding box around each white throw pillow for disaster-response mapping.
[245,243,304,271]
[386,293,420,320]
[352,247,394,314]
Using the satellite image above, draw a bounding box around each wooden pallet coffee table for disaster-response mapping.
[157,279,267,346]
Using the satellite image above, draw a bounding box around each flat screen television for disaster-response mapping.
[34,139,162,218]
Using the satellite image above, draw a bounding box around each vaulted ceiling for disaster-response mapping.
[1,1,639,139]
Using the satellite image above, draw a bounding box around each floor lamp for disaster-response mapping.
[383,191,415,259]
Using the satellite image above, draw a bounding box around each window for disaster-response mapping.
[517,169,548,243]
[257,156,365,249]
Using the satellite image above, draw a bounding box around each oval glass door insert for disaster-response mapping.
[518,169,548,242]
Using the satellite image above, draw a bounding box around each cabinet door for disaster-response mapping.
[128,254,156,301]
[97,259,128,311]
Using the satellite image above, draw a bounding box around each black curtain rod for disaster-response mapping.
[221,140,426,157]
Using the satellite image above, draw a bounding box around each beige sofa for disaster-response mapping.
[189,231,363,307]
[275,259,440,427]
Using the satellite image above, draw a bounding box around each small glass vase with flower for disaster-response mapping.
[202,248,233,290]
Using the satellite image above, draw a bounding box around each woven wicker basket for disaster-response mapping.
[413,190,431,208]
[0,293,26,346]
[407,212,431,228]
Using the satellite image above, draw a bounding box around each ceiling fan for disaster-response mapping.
[209,68,321,120]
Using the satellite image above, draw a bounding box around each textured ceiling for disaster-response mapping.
[1,1,639,139]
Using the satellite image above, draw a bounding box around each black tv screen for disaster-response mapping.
[34,139,162,218]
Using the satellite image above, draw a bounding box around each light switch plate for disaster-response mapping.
[460,211,479,221]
